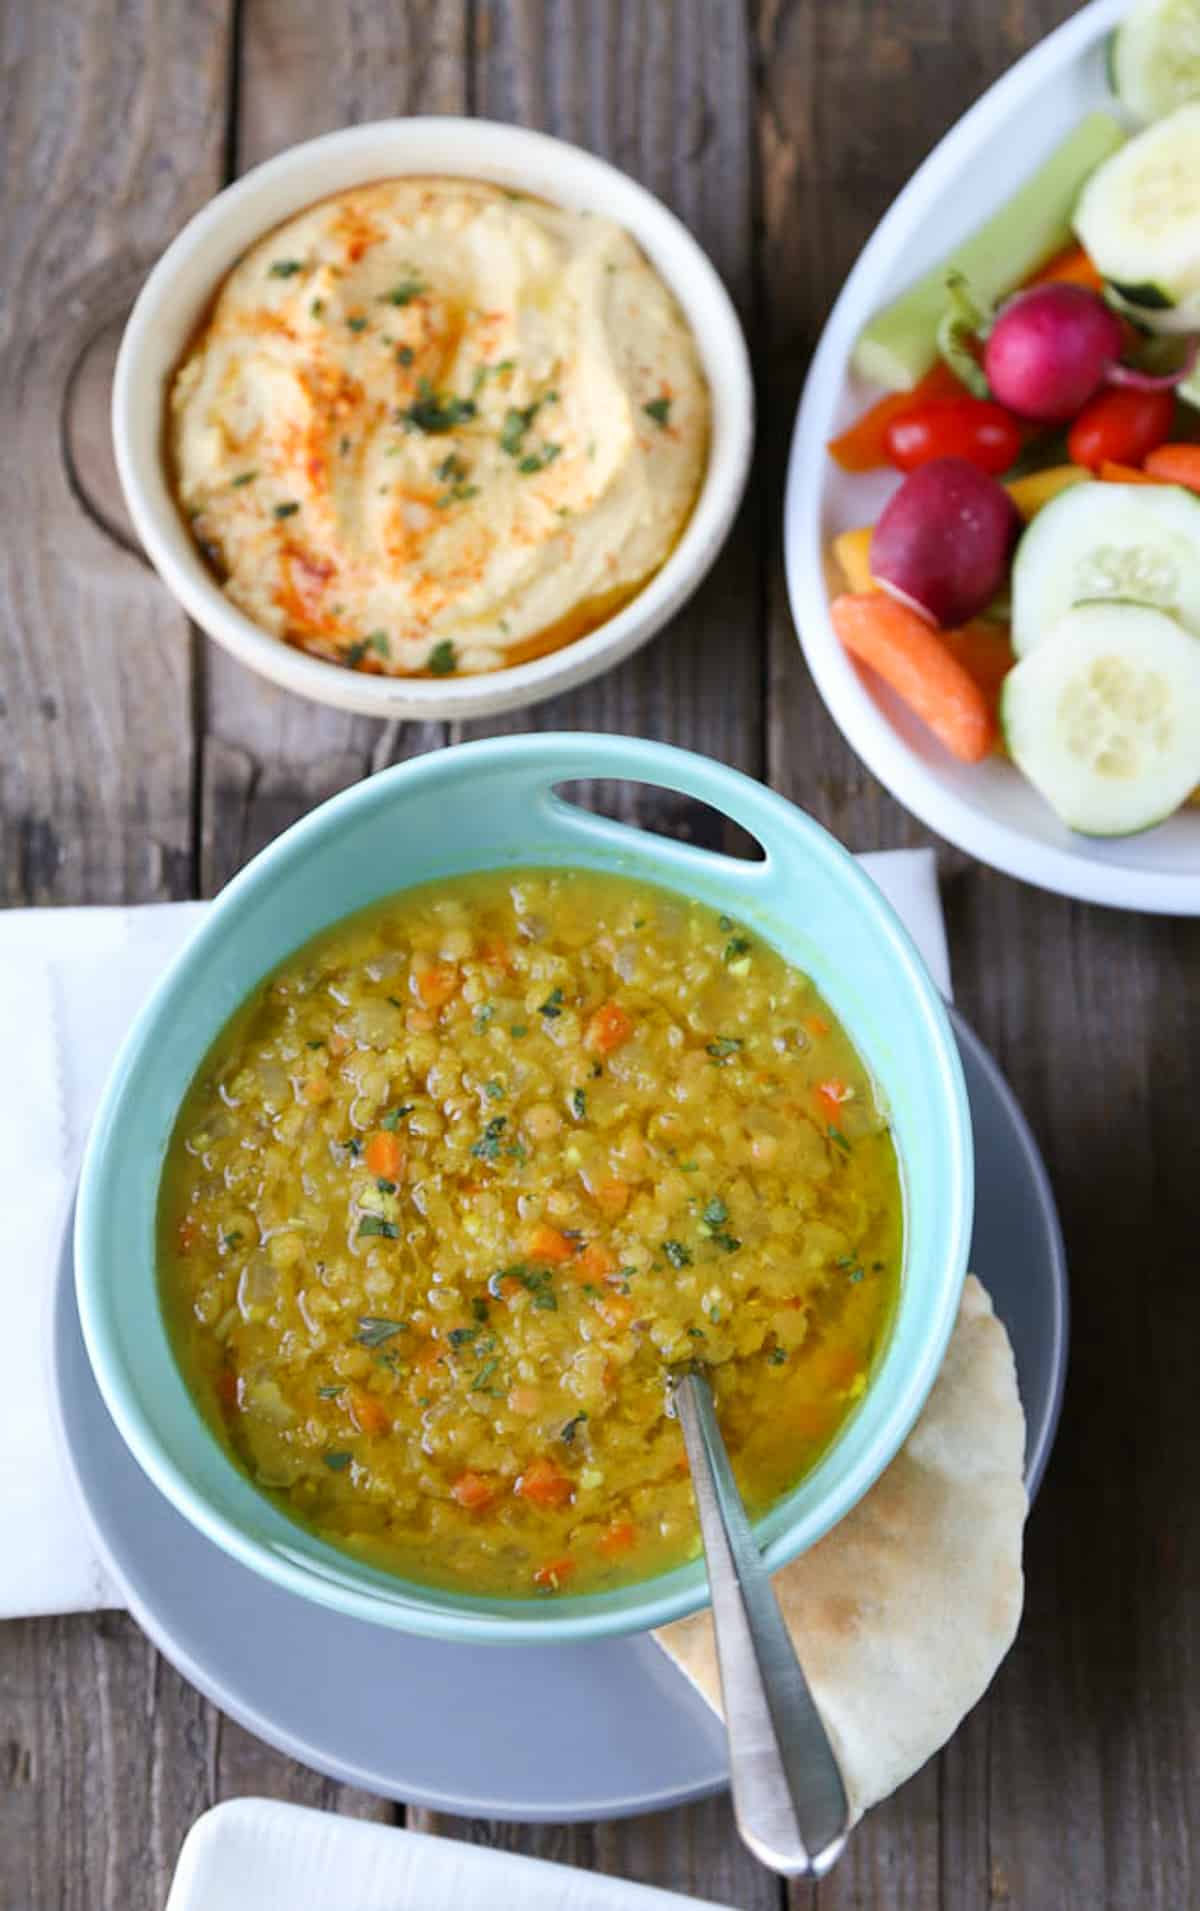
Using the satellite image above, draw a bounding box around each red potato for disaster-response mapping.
[869,458,1021,628]
[983,283,1124,422]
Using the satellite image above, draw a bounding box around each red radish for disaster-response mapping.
[983,284,1124,422]
[869,458,1021,629]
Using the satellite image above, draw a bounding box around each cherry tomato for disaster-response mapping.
[883,398,1023,476]
[1066,387,1176,471]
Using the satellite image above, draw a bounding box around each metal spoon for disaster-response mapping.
[671,1367,850,1879]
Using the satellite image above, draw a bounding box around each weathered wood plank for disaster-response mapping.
[0,6,231,1908]
[199,0,468,897]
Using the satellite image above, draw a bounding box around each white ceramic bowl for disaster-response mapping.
[785,0,1200,916]
[113,118,754,721]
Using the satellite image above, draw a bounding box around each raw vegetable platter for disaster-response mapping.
[786,0,1200,913]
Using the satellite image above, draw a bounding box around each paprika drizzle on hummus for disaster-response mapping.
[159,869,902,1600]
[169,180,710,678]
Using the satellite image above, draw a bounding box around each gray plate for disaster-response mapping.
[54,1010,1066,1823]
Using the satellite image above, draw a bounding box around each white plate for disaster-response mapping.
[784,0,1200,915]
[166,1798,731,1911]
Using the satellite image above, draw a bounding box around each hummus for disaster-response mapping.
[169,179,710,677]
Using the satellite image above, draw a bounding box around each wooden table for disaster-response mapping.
[3,3,1197,1905]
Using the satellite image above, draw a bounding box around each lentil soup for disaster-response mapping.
[159,868,902,1599]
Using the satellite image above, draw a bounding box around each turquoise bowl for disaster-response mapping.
[75,734,972,1645]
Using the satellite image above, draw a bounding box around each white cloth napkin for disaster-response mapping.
[0,852,949,1621]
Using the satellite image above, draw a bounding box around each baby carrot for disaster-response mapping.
[830,591,997,764]
[1142,445,1200,491]
[1098,459,1162,485]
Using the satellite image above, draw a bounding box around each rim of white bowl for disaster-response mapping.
[785,0,1200,916]
[113,117,754,720]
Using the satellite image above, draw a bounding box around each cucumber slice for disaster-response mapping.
[853,113,1126,392]
[1074,103,1200,308]
[1010,481,1200,657]
[1002,604,1200,834]
[1106,281,1200,332]
[1110,0,1200,123]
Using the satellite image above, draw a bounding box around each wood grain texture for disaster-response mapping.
[4,0,1200,1906]
[0,6,231,1908]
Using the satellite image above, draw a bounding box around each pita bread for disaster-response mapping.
[655,1275,1026,1823]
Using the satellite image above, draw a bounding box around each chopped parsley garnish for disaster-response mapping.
[679,1160,698,1173]
[273,500,300,519]
[323,1451,352,1470]
[397,378,477,434]
[474,1004,495,1033]
[724,937,752,962]
[367,630,390,656]
[375,1176,397,1194]
[317,1384,344,1398]
[310,297,325,319]
[643,395,672,426]
[435,483,480,508]
[437,452,468,483]
[356,1215,399,1241]
[346,315,368,332]
[539,987,565,1019]
[470,1358,501,1393]
[344,640,369,667]
[499,403,539,456]
[767,1347,788,1367]
[560,1412,588,1444]
[380,1103,413,1130]
[380,277,425,306]
[687,1326,707,1340]
[706,1037,743,1062]
[485,1078,505,1101]
[354,1315,408,1346]
[231,470,257,488]
[702,1196,728,1227]
[427,640,457,676]
[510,1024,528,1039]
[344,1136,364,1158]
[396,344,414,365]
[712,1231,742,1254]
[718,914,733,932]
[847,1265,865,1284]
[571,1088,586,1119]
[827,1127,852,1155]
[518,443,561,475]
[305,1039,323,1050]
[664,1239,692,1270]
[448,1327,477,1349]
[471,1115,508,1161]
[221,1229,243,1248]
[269,259,304,278]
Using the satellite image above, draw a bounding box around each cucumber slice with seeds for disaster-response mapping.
[1074,103,1200,310]
[1010,482,1200,658]
[1002,604,1200,835]
[1110,0,1200,123]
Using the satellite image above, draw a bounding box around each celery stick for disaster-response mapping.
[852,112,1126,392]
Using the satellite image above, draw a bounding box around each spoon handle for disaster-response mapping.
[673,1370,849,1878]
